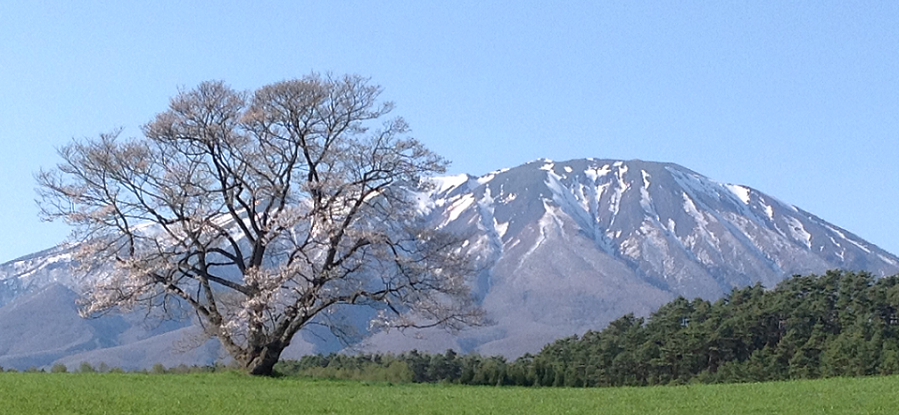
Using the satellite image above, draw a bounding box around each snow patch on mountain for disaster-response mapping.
[726,184,751,205]
[682,193,707,228]
[432,174,469,195]
[477,168,509,185]
[608,163,630,225]
[519,201,561,264]
[785,216,813,248]
[826,225,872,254]
[585,164,612,182]
[495,221,510,239]
[441,194,476,227]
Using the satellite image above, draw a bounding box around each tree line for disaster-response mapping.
[276,270,899,386]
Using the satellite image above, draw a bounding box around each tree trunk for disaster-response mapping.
[245,341,286,376]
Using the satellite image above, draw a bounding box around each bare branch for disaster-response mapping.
[37,73,480,376]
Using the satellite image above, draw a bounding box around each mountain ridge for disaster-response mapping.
[1,157,897,369]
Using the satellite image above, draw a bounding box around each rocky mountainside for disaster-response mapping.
[2,158,897,369]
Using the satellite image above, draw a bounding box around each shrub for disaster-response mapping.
[79,362,96,373]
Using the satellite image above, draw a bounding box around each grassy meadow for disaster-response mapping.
[1,372,897,414]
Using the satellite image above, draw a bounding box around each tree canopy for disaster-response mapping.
[36,74,482,375]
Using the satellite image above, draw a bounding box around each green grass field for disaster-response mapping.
[1,372,897,414]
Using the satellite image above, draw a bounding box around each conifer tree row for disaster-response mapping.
[277,270,899,386]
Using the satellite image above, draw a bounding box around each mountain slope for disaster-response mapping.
[381,158,899,355]
[1,158,897,368]
[0,284,129,369]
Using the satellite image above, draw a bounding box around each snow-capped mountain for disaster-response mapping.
[2,158,897,369]
[358,158,899,357]
[427,158,898,297]
[0,246,79,308]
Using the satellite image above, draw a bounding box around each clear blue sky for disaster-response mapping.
[2,1,898,262]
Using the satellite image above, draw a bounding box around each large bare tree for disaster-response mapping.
[36,74,482,376]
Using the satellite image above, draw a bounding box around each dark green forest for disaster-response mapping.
[276,270,899,386]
